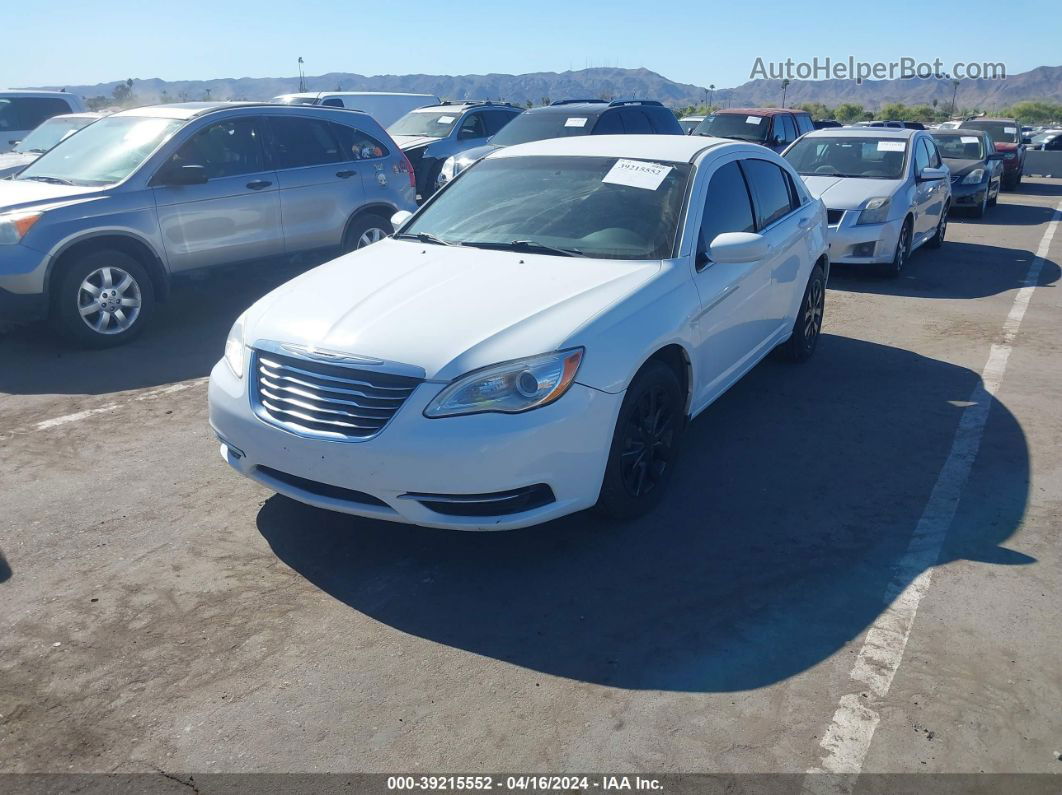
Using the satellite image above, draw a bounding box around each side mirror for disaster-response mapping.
[391,210,413,228]
[9,139,20,147]
[918,166,947,181]
[987,152,1005,161]
[708,232,770,264]
[1022,136,1033,145]
[457,128,477,140]
[160,164,208,186]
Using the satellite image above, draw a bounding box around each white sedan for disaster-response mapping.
[209,135,829,530]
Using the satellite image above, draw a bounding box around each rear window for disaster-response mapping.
[962,121,1020,144]
[0,96,74,132]
[693,113,770,143]
[490,111,600,146]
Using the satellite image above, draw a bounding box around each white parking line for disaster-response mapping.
[808,199,1062,782]
[11,379,209,436]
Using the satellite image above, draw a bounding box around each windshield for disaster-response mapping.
[931,134,986,160]
[962,121,1019,144]
[17,116,183,186]
[693,113,770,142]
[388,111,459,138]
[403,155,692,260]
[784,136,908,179]
[14,116,95,154]
[489,112,596,146]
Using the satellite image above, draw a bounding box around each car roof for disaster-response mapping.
[963,118,1017,123]
[931,128,988,136]
[488,133,735,164]
[0,89,78,97]
[714,108,807,116]
[276,91,436,98]
[802,127,919,139]
[110,101,373,122]
[408,102,516,113]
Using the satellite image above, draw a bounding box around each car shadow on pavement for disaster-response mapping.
[0,260,308,396]
[828,243,1059,300]
[256,334,1033,693]
[1008,180,1062,198]
[0,549,11,583]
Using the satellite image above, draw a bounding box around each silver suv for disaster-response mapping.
[0,102,416,346]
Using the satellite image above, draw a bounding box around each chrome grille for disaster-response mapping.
[251,348,421,441]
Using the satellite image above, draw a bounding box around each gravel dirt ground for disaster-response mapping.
[1,180,1061,780]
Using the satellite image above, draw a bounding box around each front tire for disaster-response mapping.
[883,219,912,277]
[50,249,155,348]
[595,360,685,521]
[926,204,948,248]
[776,264,825,363]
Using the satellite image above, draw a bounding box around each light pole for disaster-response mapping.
[298,57,306,92]
[708,84,715,110]
[781,79,790,108]
[950,79,960,118]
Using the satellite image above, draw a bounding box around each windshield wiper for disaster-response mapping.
[22,175,74,185]
[393,232,455,246]
[461,240,586,257]
[25,148,48,154]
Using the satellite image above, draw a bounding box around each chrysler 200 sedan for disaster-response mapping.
[209,135,829,530]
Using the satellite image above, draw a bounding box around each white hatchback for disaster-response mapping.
[209,135,829,529]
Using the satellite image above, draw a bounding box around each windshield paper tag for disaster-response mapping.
[565,117,588,127]
[602,159,673,190]
[961,136,979,143]
[877,141,906,152]
[1004,126,1017,134]
[437,115,455,124]
[745,115,762,124]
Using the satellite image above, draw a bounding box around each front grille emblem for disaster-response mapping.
[280,343,384,365]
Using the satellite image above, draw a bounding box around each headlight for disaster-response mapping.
[857,197,891,225]
[223,314,247,378]
[961,168,985,185]
[424,348,584,418]
[1003,152,1017,160]
[0,211,42,245]
[438,156,457,186]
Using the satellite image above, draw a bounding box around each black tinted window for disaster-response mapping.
[483,110,517,135]
[740,159,796,228]
[777,115,797,144]
[320,97,344,108]
[699,161,755,256]
[646,107,683,134]
[924,138,941,168]
[795,114,815,135]
[591,111,624,134]
[168,118,264,179]
[459,112,487,138]
[0,96,72,131]
[267,116,341,169]
[331,123,389,160]
[619,109,652,134]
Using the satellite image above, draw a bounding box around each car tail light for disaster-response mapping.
[400,153,416,188]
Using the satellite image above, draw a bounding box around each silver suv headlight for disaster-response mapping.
[424,348,584,418]
[0,211,42,245]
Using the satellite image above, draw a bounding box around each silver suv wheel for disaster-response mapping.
[78,266,143,335]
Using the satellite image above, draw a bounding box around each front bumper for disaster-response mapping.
[0,285,46,324]
[824,212,904,265]
[949,180,988,207]
[208,360,624,530]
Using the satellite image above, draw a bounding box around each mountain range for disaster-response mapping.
[23,65,1062,111]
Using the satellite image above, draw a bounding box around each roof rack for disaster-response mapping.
[549,99,608,106]
[439,99,518,108]
[608,99,664,107]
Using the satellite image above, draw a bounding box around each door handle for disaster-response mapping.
[246,180,272,190]
[336,170,356,179]
[798,217,811,228]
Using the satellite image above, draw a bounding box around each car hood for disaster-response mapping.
[393,135,443,151]
[455,143,499,165]
[244,238,661,382]
[0,178,103,212]
[941,157,984,177]
[0,152,38,179]
[801,175,904,210]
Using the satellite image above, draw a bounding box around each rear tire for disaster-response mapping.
[776,264,825,363]
[595,360,685,521]
[342,213,392,252]
[50,249,155,348]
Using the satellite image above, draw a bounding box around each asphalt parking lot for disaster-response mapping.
[2,180,1061,778]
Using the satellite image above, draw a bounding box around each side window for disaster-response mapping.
[778,114,798,144]
[166,118,264,179]
[783,169,805,207]
[458,112,487,139]
[795,114,815,135]
[646,107,681,134]
[320,97,345,108]
[591,111,624,135]
[914,138,931,175]
[266,116,342,169]
[483,110,515,136]
[740,159,796,229]
[18,97,74,130]
[0,99,17,131]
[619,109,652,134]
[924,138,942,168]
[331,123,389,160]
[699,161,756,258]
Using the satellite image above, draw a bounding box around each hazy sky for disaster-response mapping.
[3,0,1059,89]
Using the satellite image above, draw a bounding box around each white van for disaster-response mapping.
[0,90,87,153]
[271,92,440,128]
